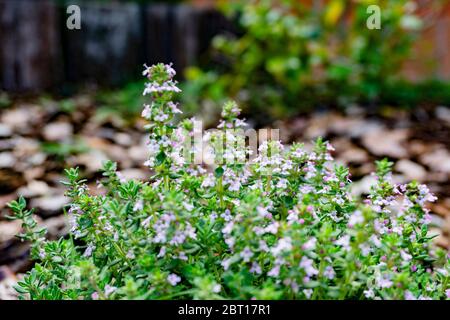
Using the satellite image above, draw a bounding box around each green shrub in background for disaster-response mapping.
[182,0,425,123]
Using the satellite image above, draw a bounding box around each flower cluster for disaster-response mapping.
[8,63,449,300]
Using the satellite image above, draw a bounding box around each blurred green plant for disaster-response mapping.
[41,138,89,159]
[94,80,147,124]
[380,80,450,108]
[0,92,11,109]
[182,0,424,123]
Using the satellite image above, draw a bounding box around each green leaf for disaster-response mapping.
[214,167,224,178]
[13,284,29,294]
[155,152,167,166]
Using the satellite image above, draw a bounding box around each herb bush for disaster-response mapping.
[9,63,450,300]
[182,0,423,121]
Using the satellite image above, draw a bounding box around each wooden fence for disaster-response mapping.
[0,0,235,92]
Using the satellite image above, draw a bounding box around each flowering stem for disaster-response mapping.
[112,241,132,266]
[217,176,224,209]
[442,276,449,296]
[164,174,169,191]
[312,258,326,299]
[266,175,271,193]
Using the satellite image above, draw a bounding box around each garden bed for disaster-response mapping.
[0,91,449,299]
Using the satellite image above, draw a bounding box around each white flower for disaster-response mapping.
[133,199,144,212]
[348,210,364,227]
[225,237,235,249]
[228,179,241,192]
[142,216,152,228]
[334,235,351,251]
[164,63,176,78]
[167,273,181,286]
[302,237,317,251]
[370,235,382,248]
[157,246,166,258]
[323,266,335,280]
[116,171,127,183]
[141,104,152,119]
[375,274,393,289]
[257,206,270,217]
[104,285,117,297]
[303,289,313,299]
[183,202,194,212]
[359,243,371,257]
[276,178,288,189]
[240,247,254,262]
[221,258,233,271]
[178,251,188,261]
[400,250,412,261]
[222,221,234,235]
[264,222,279,234]
[154,112,169,122]
[201,174,215,188]
[267,265,280,278]
[83,243,95,257]
[212,284,221,293]
[271,237,292,256]
[168,102,182,114]
[299,256,318,277]
[259,240,269,252]
[126,250,135,259]
[364,288,375,299]
[250,262,262,274]
[220,209,232,221]
[404,291,417,300]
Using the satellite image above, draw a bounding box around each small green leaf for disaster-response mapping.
[214,167,224,178]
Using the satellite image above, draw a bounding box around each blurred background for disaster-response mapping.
[0,0,450,299]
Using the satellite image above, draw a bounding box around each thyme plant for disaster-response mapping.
[8,63,450,300]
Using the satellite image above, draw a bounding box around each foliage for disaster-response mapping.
[9,63,450,300]
[0,92,12,109]
[182,0,423,122]
[41,139,90,159]
[94,80,148,124]
[379,80,450,108]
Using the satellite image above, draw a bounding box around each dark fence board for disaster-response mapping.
[0,1,234,92]
[63,1,143,87]
[145,3,172,67]
[0,0,62,92]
